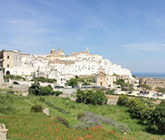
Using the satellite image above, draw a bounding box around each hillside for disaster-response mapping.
[0,91,164,140]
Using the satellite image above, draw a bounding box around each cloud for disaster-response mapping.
[120,43,165,51]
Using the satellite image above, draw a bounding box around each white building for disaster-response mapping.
[0,48,133,86]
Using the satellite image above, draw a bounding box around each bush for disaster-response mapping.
[106,89,115,95]
[117,95,129,106]
[80,111,130,133]
[4,75,25,81]
[32,77,56,83]
[28,81,41,96]
[39,97,45,102]
[152,100,165,134]
[54,91,62,96]
[39,86,54,96]
[66,78,78,88]
[55,117,69,128]
[77,112,85,120]
[31,105,43,113]
[28,82,62,96]
[76,89,107,105]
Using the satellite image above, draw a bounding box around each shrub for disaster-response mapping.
[32,77,56,83]
[127,98,154,121]
[81,111,130,133]
[54,91,62,96]
[39,86,54,96]
[39,97,45,102]
[55,117,69,128]
[117,95,129,106]
[106,89,115,95]
[66,78,78,88]
[28,81,41,96]
[77,112,85,120]
[76,89,107,105]
[31,105,43,113]
[28,82,61,96]
[152,100,165,134]
[4,75,25,81]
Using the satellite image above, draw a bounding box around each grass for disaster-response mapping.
[0,92,164,140]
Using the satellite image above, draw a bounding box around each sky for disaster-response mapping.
[0,0,165,73]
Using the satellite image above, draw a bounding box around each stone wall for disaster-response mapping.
[0,70,4,88]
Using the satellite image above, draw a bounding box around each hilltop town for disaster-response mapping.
[0,48,133,87]
[0,49,165,140]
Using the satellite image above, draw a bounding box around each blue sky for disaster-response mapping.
[0,0,165,72]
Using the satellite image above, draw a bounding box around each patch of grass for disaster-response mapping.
[0,93,164,140]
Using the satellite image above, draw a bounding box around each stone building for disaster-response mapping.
[140,78,165,88]
[0,67,4,87]
[95,69,116,88]
[46,48,64,60]
[0,50,22,75]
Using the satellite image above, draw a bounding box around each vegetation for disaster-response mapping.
[4,74,25,81]
[106,89,115,95]
[155,87,165,94]
[66,78,78,87]
[140,84,151,91]
[28,82,62,96]
[117,95,165,134]
[76,89,107,105]
[115,79,134,91]
[31,105,43,113]
[32,77,56,83]
[0,92,164,140]
[150,100,165,134]
[66,76,93,87]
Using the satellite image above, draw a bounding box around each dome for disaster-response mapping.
[50,48,56,54]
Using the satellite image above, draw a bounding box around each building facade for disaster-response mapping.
[139,78,165,88]
[96,69,116,88]
[0,50,22,75]
[0,48,133,86]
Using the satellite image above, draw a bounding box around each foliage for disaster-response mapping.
[4,75,25,81]
[39,86,55,96]
[106,89,115,95]
[39,97,45,102]
[151,100,165,134]
[32,77,56,83]
[115,79,134,91]
[140,84,151,91]
[28,82,62,96]
[155,87,165,94]
[0,93,165,139]
[55,116,70,128]
[45,101,71,114]
[77,112,85,120]
[54,91,62,96]
[127,98,154,120]
[28,81,41,96]
[31,105,43,113]
[82,81,90,86]
[66,78,78,87]
[81,111,130,133]
[117,95,165,134]
[76,89,107,105]
[117,95,129,106]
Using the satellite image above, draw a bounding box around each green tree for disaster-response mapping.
[155,87,165,94]
[76,89,107,105]
[152,100,165,134]
[140,84,151,92]
[117,95,129,106]
[28,81,41,96]
[67,78,78,88]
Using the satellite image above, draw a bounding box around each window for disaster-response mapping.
[7,56,9,59]
[7,64,9,67]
